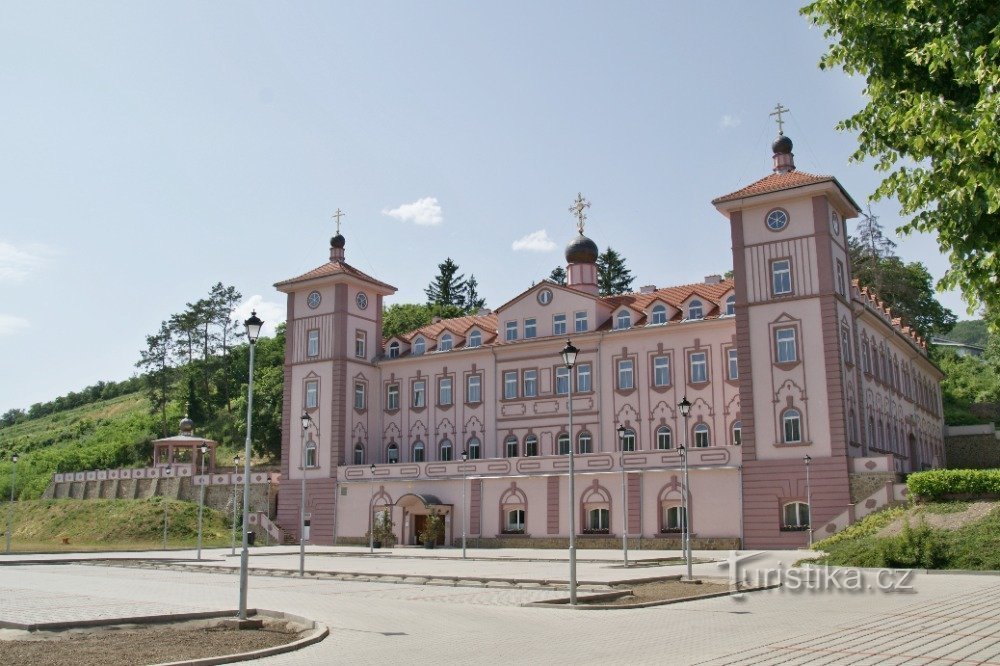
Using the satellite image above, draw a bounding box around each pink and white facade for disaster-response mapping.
[273,132,945,549]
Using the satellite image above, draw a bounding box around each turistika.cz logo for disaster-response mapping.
[717,551,916,594]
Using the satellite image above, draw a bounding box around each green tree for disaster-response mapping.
[136,321,175,437]
[425,258,468,307]
[947,320,990,348]
[382,302,469,340]
[802,0,1000,318]
[549,266,567,286]
[596,248,634,296]
[464,274,486,310]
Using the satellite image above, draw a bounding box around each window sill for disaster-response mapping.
[580,529,611,536]
[780,526,810,532]
[499,531,528,537]
[774,440,812,448]
[774,361,801,371]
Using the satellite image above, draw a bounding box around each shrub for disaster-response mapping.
[877,519,949,569]
[907,469,1000,500]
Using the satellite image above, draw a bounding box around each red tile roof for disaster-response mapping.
[404,313,499,343]
[712,170,836,204]
[274,260,396,291]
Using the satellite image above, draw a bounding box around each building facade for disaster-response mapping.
[273,132,945,549]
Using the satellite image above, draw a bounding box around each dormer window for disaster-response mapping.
[438,333,453,352]
[616,310,631,330]
[388,341,400,359]
[650,304,667,325]
[725,295,736,316]
[413,337,426,356]
[688,300,703,320]
[468,330,482,348]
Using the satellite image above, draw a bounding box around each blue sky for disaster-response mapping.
[0,2,969,414]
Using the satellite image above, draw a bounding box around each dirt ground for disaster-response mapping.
[877,501,999,537]
[0,617,308,666]
[589,579,731,606]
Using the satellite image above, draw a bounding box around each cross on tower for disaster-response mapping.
[569,193,590,235]
[331,208,346,235]
[770,103,789,135]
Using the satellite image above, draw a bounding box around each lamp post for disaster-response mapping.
[162,464,172,551]
[560,339,580,605]
[299,412,313,577]
[461,449,468,559]
[368,463,376,554]
[678,396,692,581]
[803,455,813,547]
[616,424,629,568]
[238,310,263,621]
[5,453,19,553]
[197,443,208,560]
[230,455,239,556]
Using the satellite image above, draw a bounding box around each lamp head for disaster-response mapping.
[11,453,18,464]
[678,396,692,417]
[461,449,468,462]
[370,463,376,474]
[804,455,812,465]
[244,310,264,343]
[165,464,172,474]
[200,443,208,455]
[617,424,626,437]
[234,455,240,466]
[301,411,312,431]
[677,445,686,458]
[560,339,579,368]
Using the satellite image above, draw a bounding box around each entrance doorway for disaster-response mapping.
[412,514,445,545]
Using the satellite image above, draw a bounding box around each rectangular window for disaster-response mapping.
[386,384,399,411]
[307,329,319,357]
[305,380,318,409]
[505,321,518,342]
[576,363,592,392]
[772,259,792,296]
[689,352,707,383]
[553,313,567,336]
[523,370,538,397]
[466,374,481,403]
[727,348,739,380]
[776,328,797,363]
[574,311,588,333]
[354,382,366,410]
[524,318,537,339]
[555,366,570,395]
[653,356,671,387]
[503,371,518,399]
[355,331,366,359]
[412,380,426,408]
[836,260,846,296]
[438,377,452,406]
[617,359,634,390]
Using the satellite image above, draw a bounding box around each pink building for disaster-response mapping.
[273,131,945,549]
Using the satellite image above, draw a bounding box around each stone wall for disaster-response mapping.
[945,434,1000,470]
[849,473,899,504]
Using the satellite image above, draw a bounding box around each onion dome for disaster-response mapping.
[331,234,346,249]
[772,134,793,155]
[179,415,194,434]
[565,234,599,264]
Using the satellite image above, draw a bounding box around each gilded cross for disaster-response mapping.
[332,208,346,235]
[770,103,789,135]
[569,193,590,235]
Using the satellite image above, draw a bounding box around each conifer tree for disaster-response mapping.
[549,266,567,286]
[465,275,486,311]
[424,258,468,307]
[596,248,635,296]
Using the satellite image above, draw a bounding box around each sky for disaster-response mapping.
[0,2,973,414]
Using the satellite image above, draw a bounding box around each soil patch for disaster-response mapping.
[581,579,731,606]
[0,616,307,666]
[877,501,999,537]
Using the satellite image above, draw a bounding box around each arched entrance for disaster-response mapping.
[395,493,452,546]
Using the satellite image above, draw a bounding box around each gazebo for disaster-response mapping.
[152,415,217,474]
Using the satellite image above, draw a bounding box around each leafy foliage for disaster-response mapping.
[802,0,1000,318]
[907,468,1000,500]
[935,349,1000,424]
[877,518,948,569]
[596,248,635,296]
[947,320,990,348]
[549,266,567,286]
[382,303,470,340]
[0,376,144,428]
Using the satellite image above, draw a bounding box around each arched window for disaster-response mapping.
[466,436,481,460]
[693,423,710,448]
[468,330,482,348]
[505,509,525,533]
[688,300,703,320]
[616,310,631,329]
[662,505,686,532]
[504,435,518,458]
[868,416,876,448]
[387,442,399,464]
[439,438,453,461]
[388,341,400,359]
[412,337,425,356]
[731,420,742,446]
[587,508,610,532]
[849,408,858,444]
[413,440,425,463]
[524,434,538,457]
[557,433,570,455]
[650,304,667,325]
[353,442,364,465]
[620,428,636,451]
[782,501,810,529]
[783,409,802,443]
[656,426,672,450]
[305,439,317,467]
[725,294,736,316]
[577,431,593,454]
[438,333,453,351]
[878,418,885,448]
[500,485,527,534]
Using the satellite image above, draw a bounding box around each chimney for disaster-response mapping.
[639,285,656,294]
[704,274,722,285]
[431,316,442,324]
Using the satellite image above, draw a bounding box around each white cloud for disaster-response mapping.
[0,315,29,336]
[720,114,742,129]
[382,197,443,226]
[232,296,285,339]
[511,229,557,252]
[0,241,58,282]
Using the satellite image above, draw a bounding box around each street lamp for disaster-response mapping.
[5,453,19,553]
[300,412,314,577]
[560,338,580,605]
[238,310,263,621]
[461,449,468,559]
[617,424,629,568]
[369,463,376,554]
[803,455,813,547]
[197,443,208,560]
[230,455,239,556]
[678,395,692,581]
[162,464,172,551]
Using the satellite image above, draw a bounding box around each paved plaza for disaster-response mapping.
[1,546,999,664]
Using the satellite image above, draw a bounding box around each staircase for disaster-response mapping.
[813,480,908,541]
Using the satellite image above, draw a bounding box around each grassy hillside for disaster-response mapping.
[0,393,157,500]
[3,498,235,552]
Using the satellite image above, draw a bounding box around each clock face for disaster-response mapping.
[356,292,369,310]
[831,210,841,236]
[537,288,553,306]
[766,209,789,231]
[307,291,322,309]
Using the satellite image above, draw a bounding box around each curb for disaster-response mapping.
[526,583,779,610]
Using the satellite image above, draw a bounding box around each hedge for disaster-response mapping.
[907,469,1000,500]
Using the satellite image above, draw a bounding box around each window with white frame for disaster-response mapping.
[775,327,797,363]
[574,311,588,333]
[656,426,672,449]
[506,508,525,532]
[438,377,452,406]
[466,374,481,403]
[504,435,518,458]
[413,440,425,462]
[782,501,810,529]
[503,371,518,399]
[653,355,670,387]
[387,443,399,463]
[355,331,366,358]
[555,366,570,395]
[505,321,518,342]
[650,304,667,325]
[524,434,538,456]
[783,408,802,443]
[439,438,452,461]
[412,380,426,408]
[467,330,482,348]
[304,439,317,467]
[663,505,685,532]
[693,423,710,447]
[689,352,708,383]
[307,329,320,357]
[388,341,400,358]
[578,431,593,453]
[438,333,453,352]
[621,428,636,451]
[354,382,366,410]
[577,363,592,392]
[617,358,634,390]
[587,508,610,531]
[688,300,703,320]
[732,420,742,446]
[524,318,537,339]
[553,313,567,336]
[772,259,792,295]
[353,443,364,465]
[727,348,739,380]
[467,436,481,460]
[523,370,538,398]
[412,337,425,355]
[616,310,631,329]
[386,384,399,411]
[725,295,736,316]
[305,380,318,409]
[557,433,570,455]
